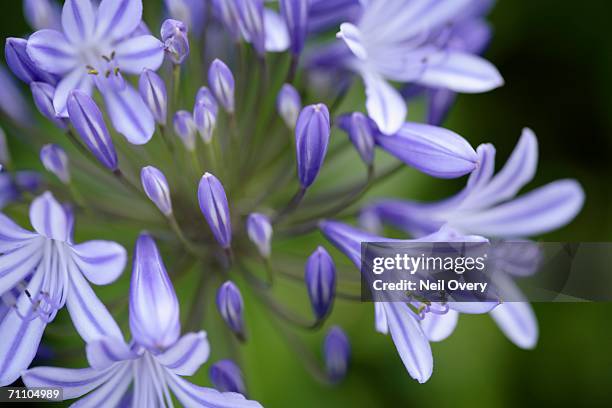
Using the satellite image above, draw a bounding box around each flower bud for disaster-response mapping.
[139,69,167,125]
[5,38,56,84]
[337,112,376,165]
[23,0,61,30]
[246,213,272,258]
[193,100,217,144]
[213,0,242,41]
[279,0,310,55]
[216,281,245,339]
[67,90,118,170]
[295,103,330,188]
[40,144,70,184]
[161,19,190,64]
[30,82,67,129]
[324,326,350,383]
[173,110,197,151]
[236,0,265,55]
[209,359,247,396]
[208,59,235,113]
[375,122,478,178]
[304,246,336,319]
[0,127,9,166]
[277,84,301,129]
[198,172,232,248]
[141,166,173,216]
[130,233,181,351]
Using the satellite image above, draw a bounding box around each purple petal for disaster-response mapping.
[22,365,116,399]
[320,220,392,267]
[30,82,68,129]
[450,180,585,237]
[129,233,181,350]
[54,69,94,117]
[264,9,290,52]
[382,302,433,383]
[26,29,76,75]
[236,0,265,55]
[174,110,197,150]
[139,69,167,125]
[216,281,245,337]
[167,373,263,408]
[29,191,70,241]
[66,259,124,343]
[420,309,458,342]
[0,212,39,252]
[418,51,503,93]
[208,59,235,113]
[0,242,42,294]
[375,122,478,178]
[305,246,336,319]
[426,88,457,126]
[40,144,70,183]
[323,326,351,382]
[155,331,210,375]
[71,240,127,285]
[295,103,331,188]
[209,359,247,395]
[102,84,155,145]
[198,173,232,248]
[95,0,143,41]
[362,70,406,135]
[490,303,538,349]
[115,35,165,74]
[5,37,57,84]
[449,301,499,314]
[246,213,273,258]
[0,67,31,125]
[86,337,138,369]
[279,0,308,54]
[67,362,132,406]
[337,23,367,59]
[463,128,538,209]
[61,0,95,43]
[141,166,173,216]
[23,0,62,31]
[276,84,301,129]
[374,302,388,334]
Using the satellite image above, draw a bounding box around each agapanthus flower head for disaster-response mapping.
[40,144,70,184]
[279,0,310,55]
[210,359,248,396]
[173,109,197,150]
[324,326,350,383]
[304,246,336,319]
[216,280,246,339]
[139,68,168,125]
[23,0,61,31]
[337,112,377,165]
[30,82,67,129]
[295,103,331,188]
[247,212,273,258]
[161,18,190,64]
[67,90,118,170]
[198,172,232,248]
[208,59,235,113]
[141,166,173,216]
[277,83,302,129]
[130,232,181,351]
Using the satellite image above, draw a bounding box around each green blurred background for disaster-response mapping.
[2,1,612,407]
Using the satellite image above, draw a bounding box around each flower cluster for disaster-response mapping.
[0,0,584,405]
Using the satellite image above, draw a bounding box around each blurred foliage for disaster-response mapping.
[1,1,612,407]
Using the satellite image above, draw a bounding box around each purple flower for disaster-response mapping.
[308,0,361,33]
[140,166,173,216]
[330,0,503,134]
[304,247,336,319]
[208,59,235,113]
[198,172,232,248]
[23,0,61,31]
[236,0,266,55]
[0,192,127,385]
[279,0,310,55]
[40,144,70,183]
[67,90,118,171]
[139,69,167,125]
[323,326,350,383]
[161,19,190,64]
[30,82,68,129]
[375,122,478,178]
[5,38,56,84]
[246,213,273,258]
[216,281,245,339]
[295,103,330,188]
[173,110,197,151]
[212,0,242,41]
[130,233,180,350]
[277,83,302,129]
[337,112,377,165]
[26,0,164,144]
[22,234,262,407]
[210,359,247,396]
